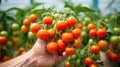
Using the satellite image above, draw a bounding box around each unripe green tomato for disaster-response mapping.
[6,41,13,48]
[111,14,116,19]
[11,23,20,31]
[76,59,80,66]
[67,56,72,61]
[84,17,91,23]
[54,13,60,19]
[71,54,77,60]
[0,31,8,36]
[81,31,88,39]
[104,18,109,23]
[110,36,120,45]
[114,27,120,35]
[28,32,36,39]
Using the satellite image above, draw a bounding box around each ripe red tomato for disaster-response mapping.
[30,23,41,34]
[65,47,75,56]
[74,38,82,48]
[66,16,77,28]
[62,33,73,43]
[97,28,107,38]
[0,52,2,59]
[48,28,56,39]
[87,23,96,30]
[23,18,30,26]
[72,28,81,39]
[0,36,7,45]
[42,16,53,25]
[37,29,49,40]
[29,14,38,22]
[56,20,67,31]
[57,39,66,51]
[84,57,93,66]
[107,51,119,62]
[46,42,58,54]
[89,29,97,37]
[90,45,100,54]
[89,64,98,67]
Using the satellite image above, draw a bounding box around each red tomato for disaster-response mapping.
[84,57,93,66]
[23,18,30,26]
[0,52,2,59]
[0,36,7,45]
[65,47,76,56]
[89,29,97,37]
[30,23,41,34]
[107,51,119,62]
[62,33,73,43]
[42,16,53,25]
[66,16,77,28]
[90,45,100,54]
[89,64,98,67]
[57,39,66,51]
[72,28,81,39]
[29,14,38,22]
[97,28,107,38]
[56,20,67,31]
[37,29,49,40]
[46,42,58,54]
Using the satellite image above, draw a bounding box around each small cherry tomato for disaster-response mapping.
[90,45,100,54]
[29,14,38,22]
[72,28,81,39]
[84,57,93,66]
[42,16,53,25]
[30,23,41,34]
[65,47,75,56]
[97,28,107,38]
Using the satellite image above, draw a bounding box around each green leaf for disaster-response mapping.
[31,3,43,9]
[64,1,75,10]
[76,5,94,12]
[5,15,16,21]
[30,8,46,14]
[6,7,25,13]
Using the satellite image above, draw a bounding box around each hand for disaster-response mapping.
[31,38,67,67]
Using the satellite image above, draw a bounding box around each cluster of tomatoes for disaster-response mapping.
[25,13,82,56]
[65,17,120,67]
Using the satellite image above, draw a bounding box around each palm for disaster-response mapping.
[31,39,66,67]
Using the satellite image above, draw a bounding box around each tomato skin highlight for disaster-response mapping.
[46,42,58,54]
[90,45,100,54]
[97,28,107,38]
[65,47,75,56]
[72,28,81,39]
[62,33,73,43]
[57,39,66,51]
[65,61,71,67]
[37,29,49,40]
[56,20,67,31]
[30,23,41,34]
[42,16,53,25]
[84,57,93,66]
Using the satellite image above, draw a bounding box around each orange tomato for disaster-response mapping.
[20,25,28,34]
[42,16,53,25]
[74,38,82,48]
[30,23,41,34]
[72,28,81,39]
[29,14,38,22]
[57,39,66,51]
[62,33,73,43]
[65,47,75,56]
[46,42,58,54]
[87,23,96,30]
[23,18,30,26]
[48,28,56,39]
[37,29,49,40]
